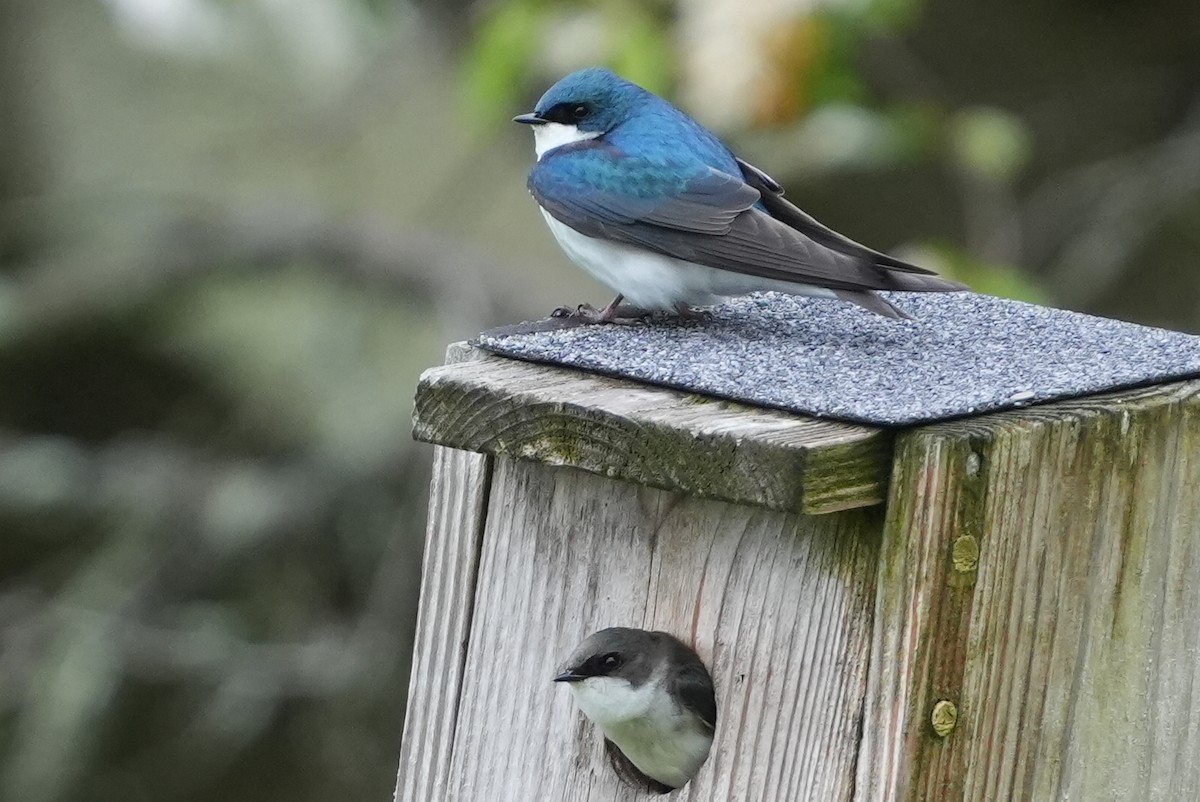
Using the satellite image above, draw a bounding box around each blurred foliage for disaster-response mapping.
[1,0,1198,801]
[948,106,1033,182]
[906,243,1048,304]
[465,0,674,123]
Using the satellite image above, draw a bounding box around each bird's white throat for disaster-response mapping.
[533,122,600,160]
[568,675,660,726]
[567,674,713,789]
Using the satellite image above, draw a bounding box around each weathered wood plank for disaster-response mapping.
[393,447,491,802]
[413,353,891,515]
[442,457,880,801]
[855,379,1200,802]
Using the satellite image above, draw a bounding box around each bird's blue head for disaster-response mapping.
[513,68,649,159]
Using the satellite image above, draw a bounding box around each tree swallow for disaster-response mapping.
[514,67,965,322]
[554,627,717,794]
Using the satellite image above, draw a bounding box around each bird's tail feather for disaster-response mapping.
[880,270,968,293]
[833,289,914,320]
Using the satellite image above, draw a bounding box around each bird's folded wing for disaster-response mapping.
[530,152,761,233]
[735,157,936,275]
[530,148,957,292]
[671,663,717,732]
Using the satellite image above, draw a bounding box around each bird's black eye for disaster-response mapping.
[600,652,621,671]
[541,102,594,125]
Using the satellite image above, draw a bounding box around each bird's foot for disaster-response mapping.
[550,296,649,325]
[673,303,714,322]
[551,303,598,319]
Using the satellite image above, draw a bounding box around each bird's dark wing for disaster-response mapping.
[671,662,717,733]
[735,157,935,275]
[530,146,962,293]
[530,149,761,235]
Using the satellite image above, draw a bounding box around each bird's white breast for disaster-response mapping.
[568,674,714,790]
[539,209,837,310]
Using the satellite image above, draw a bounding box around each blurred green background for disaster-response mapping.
[1,1,1198,800]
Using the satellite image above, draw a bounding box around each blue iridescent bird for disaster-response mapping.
[513,68,964,322]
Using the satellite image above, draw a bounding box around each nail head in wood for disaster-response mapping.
[951,535,980,573]
[931,700,958,738]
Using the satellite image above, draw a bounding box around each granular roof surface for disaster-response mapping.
[474,292,1200,427]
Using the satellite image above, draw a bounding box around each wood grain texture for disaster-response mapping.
[393,447,492,802]
[855,380,1200,802]
[439,457,880,802]
[413,353,891,515]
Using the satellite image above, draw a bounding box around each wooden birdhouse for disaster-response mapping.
[394,294,1200,801]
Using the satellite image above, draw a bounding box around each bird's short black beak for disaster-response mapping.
[513,112,546,126]
[552,669,585,683]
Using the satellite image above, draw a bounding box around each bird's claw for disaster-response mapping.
[550,301,652,325]
[551,303,603,320]
[551,302,713,324]
[552,302,590,316]
[673,304,714,322]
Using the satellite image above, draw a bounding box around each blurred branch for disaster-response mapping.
[116,618,375,697]
[406,0,476,43]
[0,429,424,801]
[0,430,421,548]
[0,0,50,265]
[1021,103,1200,304]
[861,33,952,105]
[0,201,522,345]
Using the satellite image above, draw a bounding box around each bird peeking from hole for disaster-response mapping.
[555,627,717,793]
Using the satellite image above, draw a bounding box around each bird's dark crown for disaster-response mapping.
[556,627,677,685]
[530,67,648,134]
